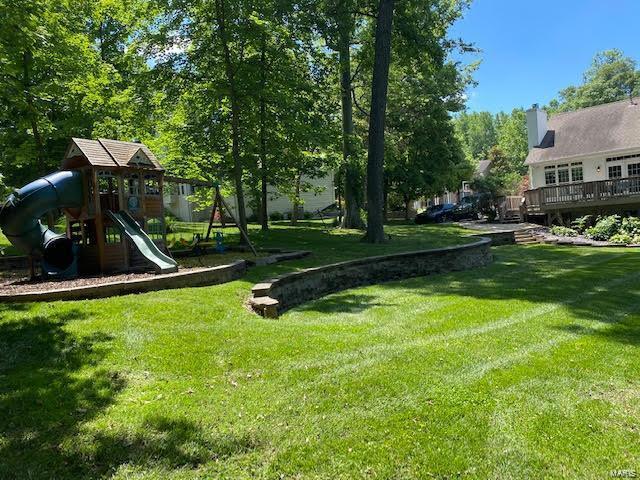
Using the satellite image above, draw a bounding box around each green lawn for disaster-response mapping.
[1,223,639,478]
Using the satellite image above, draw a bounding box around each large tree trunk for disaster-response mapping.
[259,33,269,231]
[216,0,248,240]
[403,193,410,221]
[291,173,301,225]
[364,0,395,243]
[383,177,389,221]
[338,20,365,230]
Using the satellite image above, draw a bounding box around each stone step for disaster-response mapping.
[250,296,280,318]
[251,282,273,297]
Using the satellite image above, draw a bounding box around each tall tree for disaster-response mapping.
[364,0,395,243]
[214,0,248,235]
[314,0,368,229]
[496,108,528,175]
[0,0,153,187]
[150,0,339,228]
[549,49,640,112]
[453,111,498,162]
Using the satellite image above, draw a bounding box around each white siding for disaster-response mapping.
[176,173,336,222]
[263,175,335,216]
[163,183,212,222]
[528,147,640,190]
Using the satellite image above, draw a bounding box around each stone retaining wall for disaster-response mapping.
[250,238,492,318]
[470,230,516,246]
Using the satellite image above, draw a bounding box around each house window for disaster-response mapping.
[544,166,557,185]
[607,152,640,162]
[628,163,640,177]
[571,162,583,182]
[609,165,622,179]
[557,164,570,184]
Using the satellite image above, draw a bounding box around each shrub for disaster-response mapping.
[550,226,578,237]
[570,215,594,234]
[609,233,633,244]
[303,211,313,220]
[269,211,284,221]
[164,215,177,234]
[621,216,640,236]
[584,215,621,241]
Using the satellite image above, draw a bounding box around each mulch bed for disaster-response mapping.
[0,267,210,295]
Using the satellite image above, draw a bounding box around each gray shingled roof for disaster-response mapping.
[65,137,163,170]
[525,98,640,165]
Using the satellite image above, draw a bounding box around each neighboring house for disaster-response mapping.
[163,176,213,222]
[524,98,640,223]
[422,160,491,210]
[164,173,336,222]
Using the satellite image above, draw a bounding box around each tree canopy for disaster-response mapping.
[1,0,478,235]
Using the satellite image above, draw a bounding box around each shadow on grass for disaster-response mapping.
[283,245,640,343]
[556,320,640,346]
[0,306,257,478]
[375,245,640,344]
[295,293,396,314]
[88,415,258,477]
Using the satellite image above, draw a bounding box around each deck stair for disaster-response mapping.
[499,196,524,224]
[514,229,538,245]
[501,212,522,224]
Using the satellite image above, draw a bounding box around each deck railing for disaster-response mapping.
[524,177,640,211]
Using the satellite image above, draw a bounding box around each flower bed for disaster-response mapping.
[540,214,640,247]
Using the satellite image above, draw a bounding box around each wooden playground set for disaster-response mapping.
[0,137,255,279]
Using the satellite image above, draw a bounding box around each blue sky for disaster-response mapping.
[450,0,640,114]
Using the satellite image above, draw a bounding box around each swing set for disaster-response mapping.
[165,178,257,257]
[204,182,258,256]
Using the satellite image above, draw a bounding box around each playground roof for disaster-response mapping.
[64,138,164,171]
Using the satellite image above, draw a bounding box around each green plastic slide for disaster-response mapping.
[106,210,178,274]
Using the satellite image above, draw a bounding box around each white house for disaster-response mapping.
[524,98,640,222]
[164,173,336,222]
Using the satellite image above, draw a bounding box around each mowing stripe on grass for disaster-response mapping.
[278,250,633,379]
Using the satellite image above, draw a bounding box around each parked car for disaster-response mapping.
[451,195,480,220]
[415,203,455,224]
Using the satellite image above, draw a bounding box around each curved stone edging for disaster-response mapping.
[0,261,248,303]
[249,237,493,318]
[0,250,312,303]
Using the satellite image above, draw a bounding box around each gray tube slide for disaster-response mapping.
[0,170,84,271]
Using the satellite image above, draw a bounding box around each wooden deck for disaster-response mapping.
[524,178,640,213]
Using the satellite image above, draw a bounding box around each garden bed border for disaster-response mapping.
[0,250,310,303]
